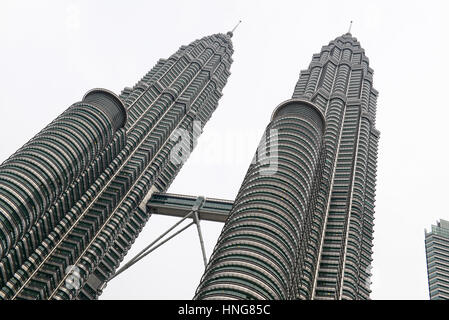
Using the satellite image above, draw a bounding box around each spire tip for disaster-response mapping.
[347,21,353,34]
[227,20,242,38]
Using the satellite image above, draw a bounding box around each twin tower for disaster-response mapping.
[0,29,379,300]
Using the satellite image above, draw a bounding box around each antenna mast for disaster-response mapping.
[348,21,353,34]
[227,20,242,37]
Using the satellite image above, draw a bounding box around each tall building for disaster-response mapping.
[425,219,449,300]
[195,32,379,300]
[0,31,234,300]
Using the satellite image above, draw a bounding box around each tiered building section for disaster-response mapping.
[425,220,449,300]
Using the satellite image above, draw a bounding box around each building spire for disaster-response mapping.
[347,20,353,34]
[227,20,242,38]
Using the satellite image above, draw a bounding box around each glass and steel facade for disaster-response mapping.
[195,33,379,300]
[0,32,234,300]
[425,219,449,300]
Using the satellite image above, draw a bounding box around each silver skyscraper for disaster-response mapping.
[195,32,379,300]
[0,32,234,300]
[425,219,449,300]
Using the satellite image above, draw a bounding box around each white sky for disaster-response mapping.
[1,0,449,300]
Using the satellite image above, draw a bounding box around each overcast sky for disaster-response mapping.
[1,0,449,300]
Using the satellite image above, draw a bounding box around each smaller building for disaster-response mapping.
[425,219,449,299]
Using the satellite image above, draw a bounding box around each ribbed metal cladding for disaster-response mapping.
[194,100,325,300]
[0,89,126,259]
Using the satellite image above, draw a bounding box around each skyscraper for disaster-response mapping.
[425,219,449,300]
[0,31,234,300]
[195,32,379,300]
